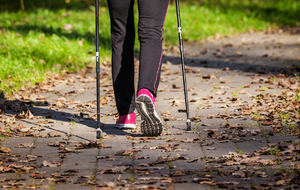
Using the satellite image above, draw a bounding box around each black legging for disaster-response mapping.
[107,0,170,115]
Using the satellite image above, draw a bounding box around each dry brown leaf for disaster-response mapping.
[31,172,47,179]
[172,177,187,183]
[126,135,134,140]
[43,160,57,167]
[0,146,11,153]
[13,123,25,132]
[48,131,62,137]
[155,155,165,163]
[171,100,182,106]
[243,85,251,88]
[95,187,112,190]
[115,149,140,156]
[239,90,247,94]
[171,169,187,177]
[16,143,35,148]
[172,84,183,89]
[181,137,196,143]
[74,177,89,184]
[163,116,183,121]
[163,110,171,115]
[207,147,216,150]
[98,166,128,174]
[173,132,183,135]
[76,141,109,149]
[202,75,211,79]
[276,179,286,186]
[193,177,212,183]
[207,131,219,138]
[216,90,226,95]
[26,109,34,119]
[100,97,108,105]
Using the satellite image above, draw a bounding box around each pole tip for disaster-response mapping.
[96,128,103,139]
[186,119,191,131]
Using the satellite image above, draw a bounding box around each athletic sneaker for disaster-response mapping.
[115,112,136,129]
[136,89,163,136]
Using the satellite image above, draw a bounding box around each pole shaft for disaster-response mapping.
[175,0,190,120]
[95,0,101,129]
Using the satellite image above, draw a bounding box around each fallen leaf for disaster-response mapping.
[202,75,211,79]
[0,146,11,153]
[48,131,62,137]
[115,149,140,156]
[171,169,187,177]
[172,177,187,183]
[95,187,113,190]
[207,147,216,150]
[43,160,58,167]
[100,97,108,105]
[26,109,34,119]
[98,166,128,174]
[31,172,47,179]
[239,90,247,94]
[207,131,219,138]
[216,90,226,95]
[96,181,116,187]
[74,177,89,184]
[171,100,182,106]
[276,179,286,186]
[155,155,165,164]
[172,84,183,89]
[16,143,35,148]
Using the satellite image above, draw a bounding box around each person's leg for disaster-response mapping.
[137,0,170,96]
[107,0,136,116]
[136,0,170,136]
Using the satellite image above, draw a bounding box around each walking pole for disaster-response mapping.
[175,0,191,131]
[95,0,103,139]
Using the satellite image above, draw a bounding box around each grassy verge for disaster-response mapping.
[164,0,300,44]
[0,7,111,96]
[0,0,299,96]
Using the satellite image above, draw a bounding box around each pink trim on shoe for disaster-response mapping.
[137,89,155,104]
[115,112,136,129]
[154,0,170,94]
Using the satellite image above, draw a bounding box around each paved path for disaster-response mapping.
[0,28,300,189]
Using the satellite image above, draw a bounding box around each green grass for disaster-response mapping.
[0,7,111,95]
[0,0,300,95]
[165,0,300,44]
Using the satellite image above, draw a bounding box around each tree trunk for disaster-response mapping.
[20,0,25,10]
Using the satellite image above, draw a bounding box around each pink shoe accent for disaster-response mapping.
[154,0,170,94]
[138,89,155,105]
[115,113,136,129]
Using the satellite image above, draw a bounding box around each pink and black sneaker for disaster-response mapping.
[115,112,136,129]
[136,89,162,136]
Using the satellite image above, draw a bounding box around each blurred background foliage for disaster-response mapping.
[0,0,97,11]
[0,0,299,96]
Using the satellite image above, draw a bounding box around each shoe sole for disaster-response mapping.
[115,124,136,129]
[136,95,162,136]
